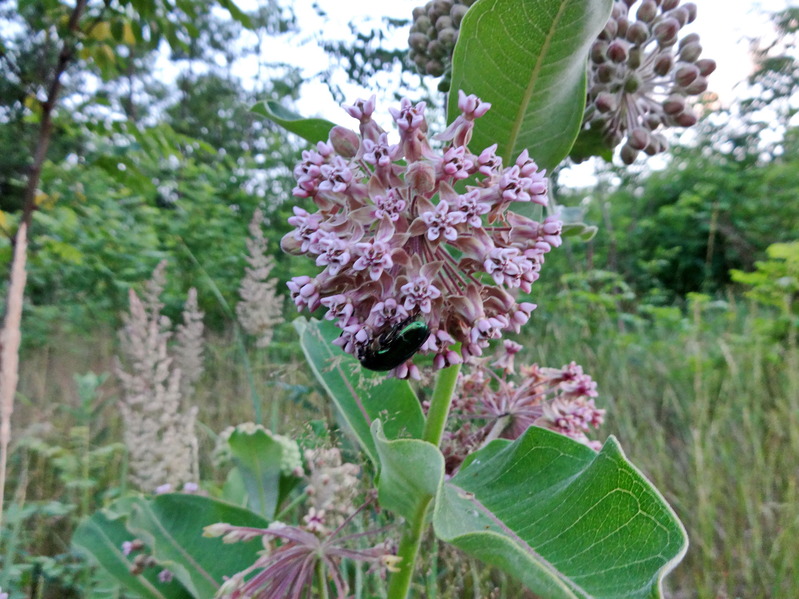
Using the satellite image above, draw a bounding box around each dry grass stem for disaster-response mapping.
[0,223,28,530]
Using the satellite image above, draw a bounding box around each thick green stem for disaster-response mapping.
[422,360,461,446]
[316,559,330,599]
[385,494,433,599]
[387,360,461,599]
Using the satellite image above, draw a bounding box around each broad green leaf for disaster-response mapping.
[449,0,613,171]
[371,420,444,521]
[126,494,270,598]
[252,101,336,146]
[434,428,688,599]
[294,317,425,465]
[72,506,193,599]
[227,428,301,519]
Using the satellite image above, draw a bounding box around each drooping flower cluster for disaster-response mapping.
[206,500,398,599]
[283,92,561,378]
[443,341,605,472]
[584,0,716,162]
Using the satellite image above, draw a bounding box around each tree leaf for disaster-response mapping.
[294,317,426,465]
[371,420,443,521]
[126,494,270,598]
[434,428,688,598]
[252,101,336,146]
[448,0,613,171]
[72,507,193,599]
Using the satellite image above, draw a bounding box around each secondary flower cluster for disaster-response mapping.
[206,501,398,599]
[584,0,716,162]
[283,92,562,378]
[443,341,605,472]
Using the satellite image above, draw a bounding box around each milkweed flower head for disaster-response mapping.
[282,91,561,378]
[443,342,605,472]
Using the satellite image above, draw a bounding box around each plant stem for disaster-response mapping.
[422,360,461,446]
[316,560,329,599]
[387,360,462,599]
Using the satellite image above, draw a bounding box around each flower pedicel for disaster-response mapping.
[282,92,563,378]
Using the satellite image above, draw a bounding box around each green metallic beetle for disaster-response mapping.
[358,318,431,371]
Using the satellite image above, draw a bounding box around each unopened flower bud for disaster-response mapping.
[427,39,445,59]
[667,6,690,27]
[626,21,649,46]
[661,0,680,10]
[438,27,457,46]
[644,113,662,129]
[329,126,360,158]
[696,58,716,76]
[654,18,679,45]
[678,32,700,49]
[406,160,436,194]
[426,60,445,76]
[628,127,650,150]
[683,76,707,95]
[675,63,699,87]
[636,0,658,22]
[590,41,607,63]
[595,91,617,113]
[607,39,628,63]
[627,47,642,69]
[653,52,674,76]
[409,32,428,52]
[450,4,468,26]
[679,41,702,63]
[674,109,697,127]
[616,16,630,38]
[663,94,685,114]
[435,15,453,31]
[596,63,616,83]
[683,2,697,22]
[620,144,638,164]
[601,18,618,40]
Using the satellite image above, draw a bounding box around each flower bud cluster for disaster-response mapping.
[585,0,716,162]
[443,342,605,471]
[282,92,561,378]
[408,0,476,77]
[406,0,714,162]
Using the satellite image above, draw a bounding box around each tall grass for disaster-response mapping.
[5,298,798,597]
[528,294,799,598]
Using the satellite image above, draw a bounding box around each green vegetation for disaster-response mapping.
[1,0,798,597]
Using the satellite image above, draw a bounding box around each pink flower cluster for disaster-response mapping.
[282,92,562,377]
[443,341,605,471]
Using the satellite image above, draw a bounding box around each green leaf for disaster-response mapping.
[252,101,336,146]
[371,420,443,521]
[126,494,270,598]
[227,428,300,519]
[434,428,687,598]
[217,0,254,28]
[294,317,426,465]
[72,507,193,599]
[449,0,613,171]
